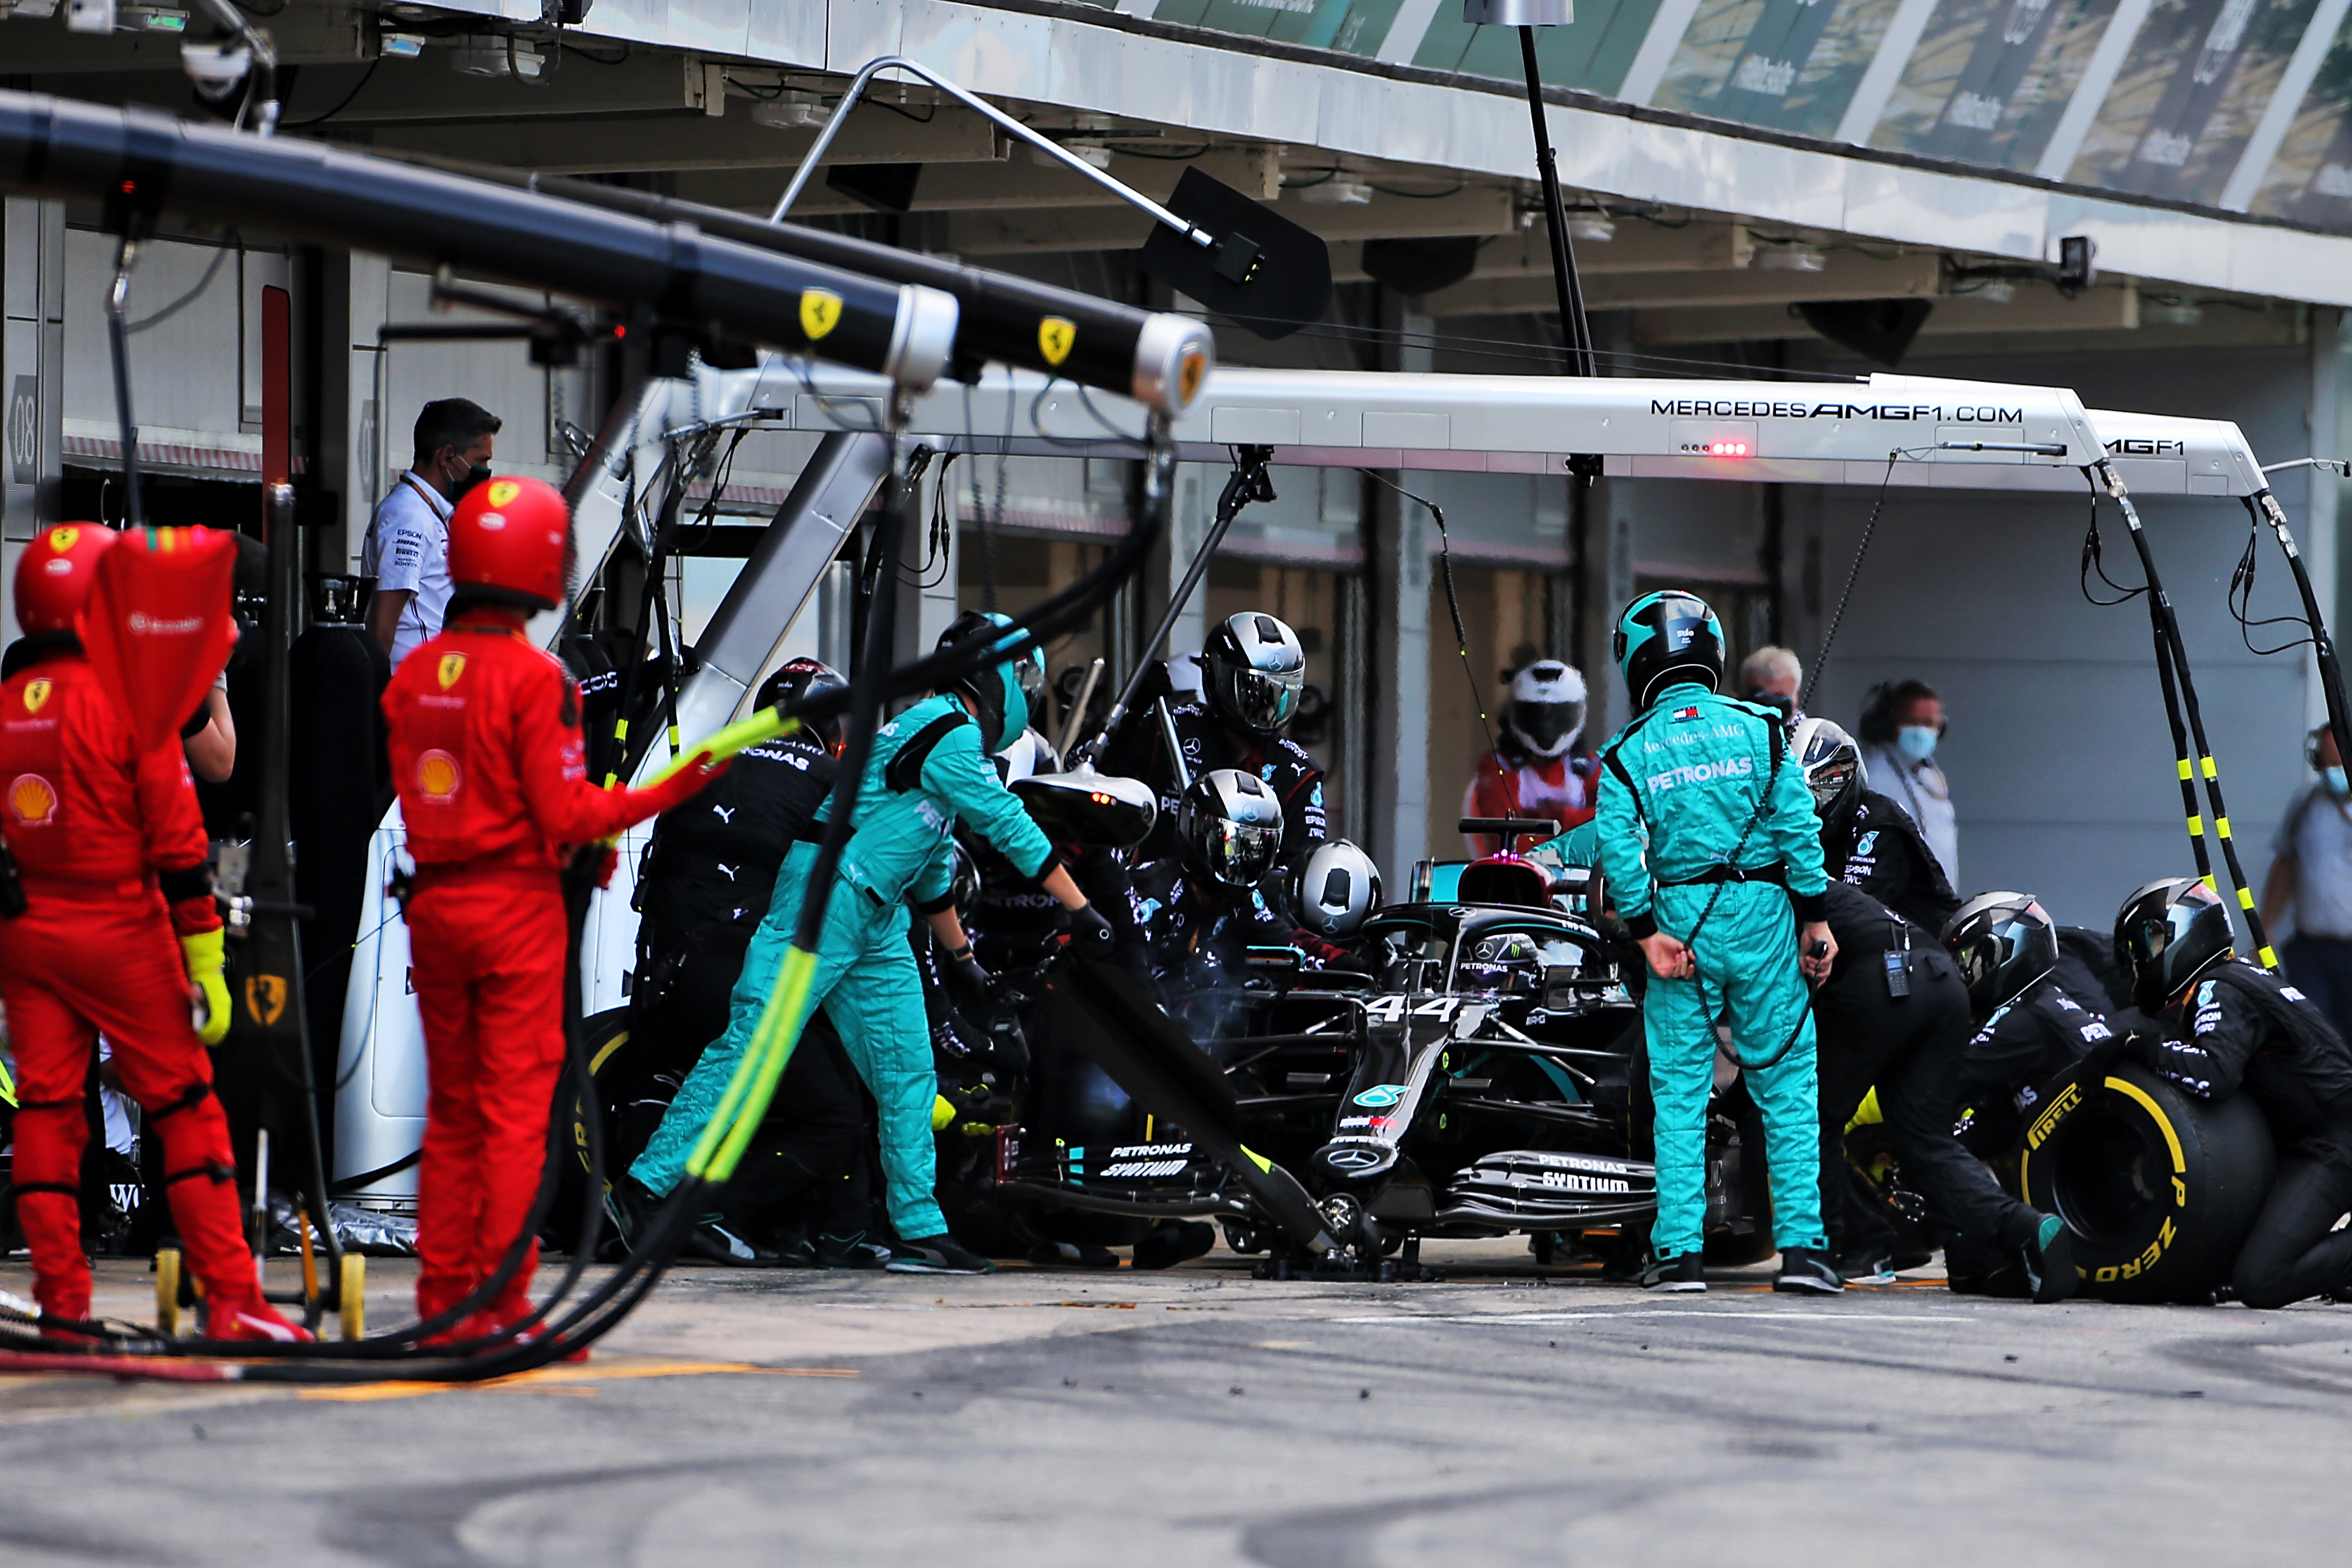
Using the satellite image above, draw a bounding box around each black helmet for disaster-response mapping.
[756,657,848,750]
[1201,612,1306,737]
[2114,877,2235,1014]
[1612,591,1725,712]
[936,610,1044,753]
[948,840,980,921]
[1942,892,2058,1021]
[1178,767,1285,886]
[1792,716,1862,825]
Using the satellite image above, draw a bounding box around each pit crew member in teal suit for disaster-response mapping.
[1595,591,1841,1295]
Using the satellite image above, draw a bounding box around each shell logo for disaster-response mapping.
[437,652,467,691]
[22,679,50,713]
[416,749,463,804]
[8,772,58,826]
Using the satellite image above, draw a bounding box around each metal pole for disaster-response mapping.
[1516,26,1594,377]
[769,55,1216,251]
[1085,445,1274,755]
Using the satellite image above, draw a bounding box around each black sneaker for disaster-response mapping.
[814,1230,891,1269]
[1639,1251,1706,1292]
[1774,1247,1844,1295]
[2020,1214,2078,1304]
[886,1234,996,1275]
[1026,1239,1122,1270]
[603,1177,663,1251]
[1132,1220,1216,1270]
[683,1217,792,1268]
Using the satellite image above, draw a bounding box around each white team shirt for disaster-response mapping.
[361,471,453,668]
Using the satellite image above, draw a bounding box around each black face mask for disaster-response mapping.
[449,462,492,500]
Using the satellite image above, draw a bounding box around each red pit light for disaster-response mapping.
[1705,440,1751,458]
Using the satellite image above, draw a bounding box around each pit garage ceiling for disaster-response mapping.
[379,0,2352,309]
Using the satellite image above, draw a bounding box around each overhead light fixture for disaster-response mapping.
[451,36,542,78]
[1567,213,1614,243]
[1298,178,1374,206]
[1970,279,2016,304]
[1758,246,1828,272]
[751,91,833,130]
[378,31,426,58]
[2146,299,2203,327]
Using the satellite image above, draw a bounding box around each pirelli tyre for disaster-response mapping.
[2018,1061,2275,1303]
[549,1006,636,1255]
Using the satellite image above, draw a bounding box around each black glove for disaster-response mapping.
[1065,902,1117,958]
[2076,1026,2134,1083]
[946,948,991,995]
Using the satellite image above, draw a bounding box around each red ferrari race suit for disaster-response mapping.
[0,650,274,1328]
[1461,745,1600,855]
[384,616,713,1326]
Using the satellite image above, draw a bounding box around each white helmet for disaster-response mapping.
[1506,660,1586,758]
[1294,839,1382,936]
[995,726,1060,786]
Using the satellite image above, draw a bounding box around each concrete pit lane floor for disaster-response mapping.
[2,1241,2348,1566]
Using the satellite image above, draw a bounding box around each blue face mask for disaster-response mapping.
[2327,765,2348,797]
[1896,725,1939,763]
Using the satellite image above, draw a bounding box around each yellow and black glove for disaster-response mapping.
[181,926,231,1047]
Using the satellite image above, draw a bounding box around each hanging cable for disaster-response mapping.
[103,231,147,529]
[1359,468,1496,764]
[2239,478,2352,785]
[2093,466,2278,971]
[2079,485,2147,608]
[1798,453,1897,711]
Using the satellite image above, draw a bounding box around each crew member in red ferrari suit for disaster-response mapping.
[1463,659,1598,855]
[0,524,306,1340]
[383,476,721,1335]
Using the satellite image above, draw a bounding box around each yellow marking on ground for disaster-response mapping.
[298,1360,858,1402]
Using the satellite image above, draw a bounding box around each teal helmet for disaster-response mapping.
[937,610,1044,753]
[1612,591,1726,712]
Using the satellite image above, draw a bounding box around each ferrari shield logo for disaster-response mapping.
[1178,350,1206,407]
[1038,316,1077,367]
[486,479,523,510]
[437,653,467,691]
[800,288,844,341]
[244,973,288,1028]
[48,526,78,554]
[22,678,49,713]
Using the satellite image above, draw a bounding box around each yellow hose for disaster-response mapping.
[639,706,800,789]
[686,943,820,1184]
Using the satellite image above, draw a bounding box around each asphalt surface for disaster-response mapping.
[3,1243,2348,1566]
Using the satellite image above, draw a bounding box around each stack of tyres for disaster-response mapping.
[2019,1060,2276,1302]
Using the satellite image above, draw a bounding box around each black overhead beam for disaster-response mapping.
[0,89,958,388]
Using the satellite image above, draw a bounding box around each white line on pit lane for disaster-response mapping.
[1328,1310,1973,1324]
